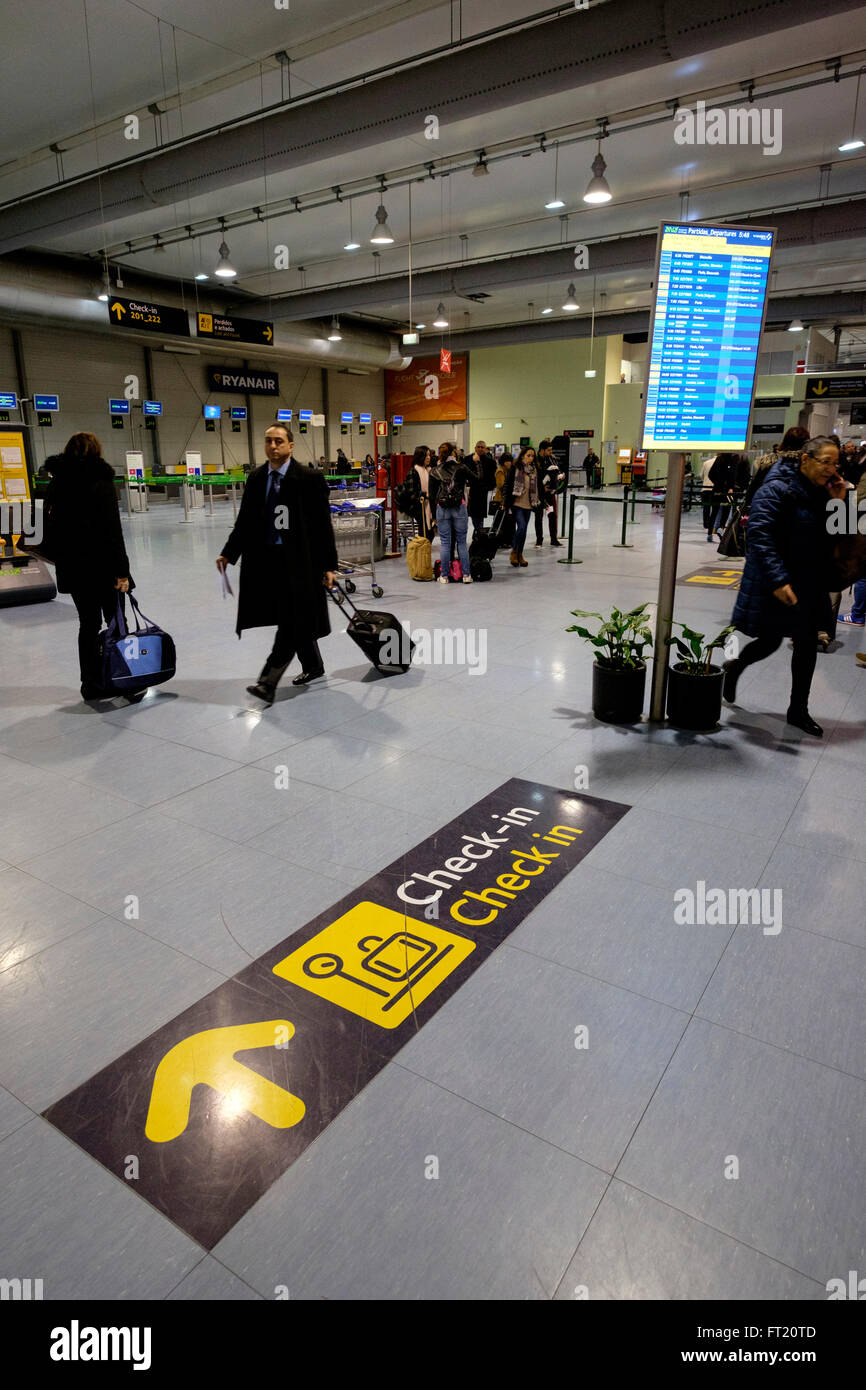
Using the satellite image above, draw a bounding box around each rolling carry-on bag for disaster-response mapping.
[329,580,415,674]
[100,593,176,694]
[406,533,433,581]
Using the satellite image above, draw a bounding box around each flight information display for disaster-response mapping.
[642,223,774,451]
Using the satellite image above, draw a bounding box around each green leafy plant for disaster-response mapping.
[567,604,653,670]
[666,621,735,674]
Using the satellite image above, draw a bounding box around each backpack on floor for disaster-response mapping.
[470,556,492,582]
[450,559,462,582]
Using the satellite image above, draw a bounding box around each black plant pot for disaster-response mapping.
[592,660,647,724]
[666,662,723,730]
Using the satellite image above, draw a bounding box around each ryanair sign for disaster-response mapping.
[207,367,280,395]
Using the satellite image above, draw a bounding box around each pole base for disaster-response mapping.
[612,543,634,549]
[557,557,584,564]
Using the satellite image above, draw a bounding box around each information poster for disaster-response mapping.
[0,432,29,501]
[642,223,774,451]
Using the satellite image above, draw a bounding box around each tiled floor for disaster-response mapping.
[1,493,863,1299]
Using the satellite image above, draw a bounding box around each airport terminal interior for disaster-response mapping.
[2,0,866,1314]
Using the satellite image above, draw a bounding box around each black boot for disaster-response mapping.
[786,707,823,737]
[722,659,742,704]
[292,665,325,686]
[246,662,288,706]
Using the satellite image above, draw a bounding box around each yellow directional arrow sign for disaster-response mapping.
[262,325,273,342]
[110,301,126,320]
[145,1019,305,1142]
[812,380,828,395]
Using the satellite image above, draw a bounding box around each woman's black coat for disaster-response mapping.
[221,459,338,639]
[732,459,833,639]
[43,453,132,594]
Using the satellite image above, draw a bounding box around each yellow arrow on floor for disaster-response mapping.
[145,1020,304,1142]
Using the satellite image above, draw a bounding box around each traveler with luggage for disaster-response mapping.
[584,448,600,490]
[403,444,435,581]
[535,440,564,547]
[216,423,339,705]
[465,440,495,537]
[430,446,474,584]
[41,431,134,702]
[504,446,545,568]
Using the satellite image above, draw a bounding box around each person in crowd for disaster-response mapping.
[336,446,349,469]
[723,435,841,736]
[699,454,717,539]
[465,439,495,536]
[503,445,544,568]
[743,427,808,513]
[216,424,339,705]
[840,439,866,487]
[407,443,436,539]
[364,453,374,467]
[584,447,600,490]
[707,451,749,537]
[41,432,133,702]
[536,440,564,547]
[430,444,474,582]
[492,451,515,548]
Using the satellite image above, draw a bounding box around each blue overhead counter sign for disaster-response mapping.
[642,222,774,452]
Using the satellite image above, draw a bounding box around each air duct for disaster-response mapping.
[0,0,864,254]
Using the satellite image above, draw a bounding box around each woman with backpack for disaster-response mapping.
[430,446,474,583]
[503,445,544,567]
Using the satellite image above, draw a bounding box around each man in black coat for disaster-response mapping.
[464,440,495,536]
[217,424,339,705]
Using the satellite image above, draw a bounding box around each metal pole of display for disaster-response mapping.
[124,474,133,516]
[612,485,633,547]
[230,481,238,520]
[649,453,685,722]
[206,484,214,517]
[557,493,583,564]
[630,486,639,524]
[181,481,192,523]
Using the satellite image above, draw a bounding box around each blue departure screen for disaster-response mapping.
[642,224,774,451]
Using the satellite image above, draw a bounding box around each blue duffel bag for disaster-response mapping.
[100,593,176,694]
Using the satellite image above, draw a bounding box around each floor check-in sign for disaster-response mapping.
[44,780,628,1248]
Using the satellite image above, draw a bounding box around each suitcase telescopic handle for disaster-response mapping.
[327,577,361,615]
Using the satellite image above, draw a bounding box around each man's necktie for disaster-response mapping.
[266,469,282,545]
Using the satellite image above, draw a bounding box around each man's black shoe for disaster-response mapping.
[246,682,276,706]
[786,707,823,737]
[292,666,325,686]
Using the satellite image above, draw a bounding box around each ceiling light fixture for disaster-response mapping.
[153,235,166,254]
[472,150,489,177]
[545,141,565,209]
[214,220,237,278]
[583,129,612,204]
[840,73,864,150]
[433,303,449,328]
[370,182,395,244]
[415,323,426,330]
[344,199,360,250]
[562,284,579,312]
[787,317,804,332]
[328,317,342,341]
[97,268,110,302]
[195,272,209,281]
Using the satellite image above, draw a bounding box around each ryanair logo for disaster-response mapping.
[207,367,279,395]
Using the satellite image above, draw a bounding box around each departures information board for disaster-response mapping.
[642,223,774,451]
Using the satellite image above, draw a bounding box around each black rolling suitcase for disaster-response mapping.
[470,507,506,562]
[329,580,415,674]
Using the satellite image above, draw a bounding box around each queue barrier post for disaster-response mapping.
[612,485,634,548]
[557,492,584,564]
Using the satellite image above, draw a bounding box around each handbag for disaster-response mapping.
[100,593,176,694]
[717,504,746,558]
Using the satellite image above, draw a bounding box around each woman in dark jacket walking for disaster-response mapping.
[743,426,809,510]
[723,436,840,736]
[43,432,132,700]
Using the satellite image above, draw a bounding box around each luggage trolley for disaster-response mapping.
[330,500,384,600]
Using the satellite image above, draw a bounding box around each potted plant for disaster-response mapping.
[567,604,653,723]
[665,621,735,730]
